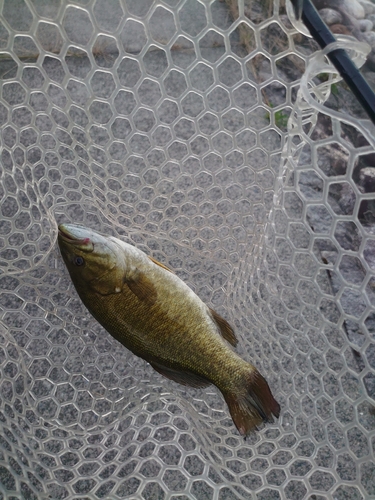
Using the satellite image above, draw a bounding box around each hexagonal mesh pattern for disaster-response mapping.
[0,1,374,499]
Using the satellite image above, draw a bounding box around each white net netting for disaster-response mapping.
[0,0,374,498]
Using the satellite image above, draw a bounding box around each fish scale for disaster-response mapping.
[79,269,240,388]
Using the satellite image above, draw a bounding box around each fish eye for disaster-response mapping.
[73,256,85,266]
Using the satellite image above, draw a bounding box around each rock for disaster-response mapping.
[362,30,375,49]
[357,165,375,221]
[340,0,365,19]
[313,0,341,10]
[358,0,375,15]
[331,264,367,318]
[328,182,357,215]
[364,238,375,272]
[361,70,375,91]
[359,167,375,192]
[330,23,352,34]
[319,8,343,25]
[279,14,293,30]
[358,19,374,31]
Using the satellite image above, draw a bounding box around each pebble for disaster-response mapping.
[359,167,375,192]
[358,18,374,31]
[330,23,352,35]
[279,14,293,30]
[319,8,343,25]
[362,30,375,49]
[358,0,375,16]
[314,0,375,69]
[341,0,365,19]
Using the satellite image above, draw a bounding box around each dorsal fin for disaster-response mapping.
[209,308,238,347]
[148,256,174,273]
[126,271,157,306]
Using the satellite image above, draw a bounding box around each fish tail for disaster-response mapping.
[223,369,280,437]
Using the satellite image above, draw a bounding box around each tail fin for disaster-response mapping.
[223,370,280,437]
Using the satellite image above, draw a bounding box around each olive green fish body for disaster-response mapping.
[58,224,280,435]
[68,240,242,388]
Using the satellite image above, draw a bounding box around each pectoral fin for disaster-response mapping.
[148,256,174,274]
[126,271,157,306]
[149,361,210,388]
[209,308,238,347]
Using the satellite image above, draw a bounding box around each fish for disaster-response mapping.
[57,223,280,436]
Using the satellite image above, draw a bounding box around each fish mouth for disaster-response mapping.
[58,224,94,250]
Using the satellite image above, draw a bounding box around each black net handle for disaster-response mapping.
[291,0,375,125]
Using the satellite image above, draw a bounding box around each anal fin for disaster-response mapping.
[209,308,237,347]
[149,361,210,388]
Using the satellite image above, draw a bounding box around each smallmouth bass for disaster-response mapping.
[58,224,280,436]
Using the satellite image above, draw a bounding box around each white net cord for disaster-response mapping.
[0,0,374,499]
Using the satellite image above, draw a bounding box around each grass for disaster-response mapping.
[265,102,290,131]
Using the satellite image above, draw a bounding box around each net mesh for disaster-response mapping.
[0,0,374,499]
